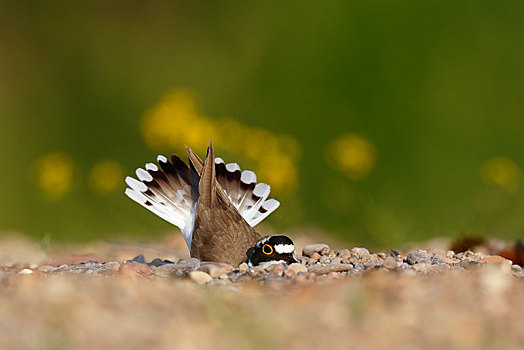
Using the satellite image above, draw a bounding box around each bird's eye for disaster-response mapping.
[262,244,273,255]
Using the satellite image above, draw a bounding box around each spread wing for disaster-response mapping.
[124,154,199,250]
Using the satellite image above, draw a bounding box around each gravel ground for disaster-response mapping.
[1,236,523,349]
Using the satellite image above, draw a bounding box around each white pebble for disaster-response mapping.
[18,269,34,275]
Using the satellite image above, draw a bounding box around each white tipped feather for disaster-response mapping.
[249,199,280,226]
[253,183,270,198]
[136,168,153,182]
[241,170,256,184]
[145,163,158,171]
[125,188,185,227]
[226,163,241,172]
[125,155,199,251]
[214,158,279,227]
[125,176,148,192]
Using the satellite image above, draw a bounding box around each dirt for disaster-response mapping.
[0,234,523,350]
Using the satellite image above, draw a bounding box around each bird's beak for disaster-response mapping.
[285,255,298,264]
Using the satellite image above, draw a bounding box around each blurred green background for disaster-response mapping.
[1,1,524,248]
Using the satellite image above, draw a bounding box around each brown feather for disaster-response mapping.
[198,141,217,207]
[189,141,262,265]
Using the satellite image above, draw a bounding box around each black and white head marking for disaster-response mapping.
[246,234,297,267]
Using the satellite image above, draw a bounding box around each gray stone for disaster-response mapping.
[384,257,397,270]
[338,249,350,256]
[174,259,201,273]
[430,256,444,265]
[151,263,179,277]
[319,256,331,264]
[319,247,331,256]
[130,254,146,264]
[331,257,342,264]
[353,263,365,271]
[364,260,376,270]
[351,247,370,259]
[413,263,430,273]
[406,250,429,265]
[302,244,330,257]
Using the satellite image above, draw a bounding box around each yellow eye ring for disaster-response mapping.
[262,244,273,255]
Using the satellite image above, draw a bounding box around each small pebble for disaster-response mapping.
[130,254,146,264]
[319,256,331,264]
[238,263,249,273]
[149,258,167,267]
[384,257,397,270]
[187,271,212,284]
[351,247,370,259]
[302,244,330,257]
[319,247,330,256]
[406,251,429,265]
[288,263,307,274]
[18,269,34,275]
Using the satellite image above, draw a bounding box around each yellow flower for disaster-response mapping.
[34,152,75,199]
[89,159,124,194]
[480,157,521,190]
[325,133,377,181]
[140,89,301,195]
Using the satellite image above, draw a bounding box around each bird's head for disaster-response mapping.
[246,234,297,267]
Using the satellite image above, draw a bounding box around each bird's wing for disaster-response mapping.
[125,154,199,250]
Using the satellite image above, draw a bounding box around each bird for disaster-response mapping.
[124,141,297,267]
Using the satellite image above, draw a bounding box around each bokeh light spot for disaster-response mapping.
[140,89,301,194]
[34,153,75,199]
[325,134,377,181]
[89,159,124,194]
[480,157,521,190]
